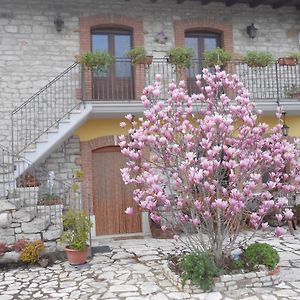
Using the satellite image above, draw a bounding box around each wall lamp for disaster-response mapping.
[54,15,64,32]
[282,111,290,137]
[246,23,258,39]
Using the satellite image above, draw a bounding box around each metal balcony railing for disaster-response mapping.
[84,58,300,102]
[11,59,300,156]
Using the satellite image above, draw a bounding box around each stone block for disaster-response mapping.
[12,208,36,222]
[0,200,17,213]
[43,225,62,241]
[21,217,50,233]
[0,212,12,228]
[16,233,41,241]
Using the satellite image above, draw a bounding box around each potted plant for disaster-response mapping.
[203,47,232,68]
[167,47,194,69]
[126,47,153,65]
[76,51,114,72]
[243,51,274,67]
[60,209,93,265]
[277,52,300,66]
[284,84,300,99]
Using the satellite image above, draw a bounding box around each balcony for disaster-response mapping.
[81,58,300,112]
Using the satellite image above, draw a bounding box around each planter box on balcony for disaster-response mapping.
[277,57,297,66]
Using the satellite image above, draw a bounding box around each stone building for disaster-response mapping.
[0,0,300,245]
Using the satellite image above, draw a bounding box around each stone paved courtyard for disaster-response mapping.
[1,230,300,300]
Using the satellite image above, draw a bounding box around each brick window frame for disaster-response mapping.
[174,18,233,52]
[79,15,145,100]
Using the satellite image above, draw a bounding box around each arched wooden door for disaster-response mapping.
[92,146,141,235]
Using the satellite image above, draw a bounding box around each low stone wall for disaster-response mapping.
[163,262,281,293]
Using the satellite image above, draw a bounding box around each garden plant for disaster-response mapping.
[119,68,300,269]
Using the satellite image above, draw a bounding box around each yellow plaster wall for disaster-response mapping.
[259,116,300,137]
[74,118,130,141]
[75,115,300,142]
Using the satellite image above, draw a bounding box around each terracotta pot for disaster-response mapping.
[291,92,300,100]
[65,246,89,265]
[277,57,297,66]
[140,55,153,65]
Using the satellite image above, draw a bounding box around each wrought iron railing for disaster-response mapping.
[86,58,300,102]
[11,63,82,154]
[11,59,300,156]
[0,144,89,241]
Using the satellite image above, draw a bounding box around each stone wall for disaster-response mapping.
[37,135,81,189]
[0,0,299,145]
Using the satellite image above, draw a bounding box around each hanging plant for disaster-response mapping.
[76,51,114,72]
[203,47,232,68]
[125,47,153,65]
[167,47,195,69]
[243,51,274,67]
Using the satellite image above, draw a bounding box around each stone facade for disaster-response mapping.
[0,0,299,145]
[37,135,81,188]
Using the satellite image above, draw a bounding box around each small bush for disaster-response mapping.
[289,51,300,62]
[167,47,195,69]
[13,239,27,252]
[0,243,8,256]
[77,51,114,71]
[243,51,274,67]
[20,240,45,263]
[237,242,279,271]
[203,47,232,67]
[179,251,219,291]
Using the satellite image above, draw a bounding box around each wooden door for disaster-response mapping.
[185,32,220,94]
[91,30,133,100]
[92,146,141,235]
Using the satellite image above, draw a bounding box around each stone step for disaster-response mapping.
[12,207,37,223]
[21,216,51,234]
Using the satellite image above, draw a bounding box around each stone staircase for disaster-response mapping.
[14,102,92,177]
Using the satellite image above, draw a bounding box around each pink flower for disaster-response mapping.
[284,208,294,220]
[161,225,167,232]
[155,74,162,81]
[261,222,269,230]
[275,226,286,237]
[275,214,283,223]
[125,207,134,215]
[173,235,180,241]
[120,122,127,128]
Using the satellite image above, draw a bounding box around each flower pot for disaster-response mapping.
[290,92,300,100]
[277,57,297,66]
[65,246,89,265]
[140,56,153,65]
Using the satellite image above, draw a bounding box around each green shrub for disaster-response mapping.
[167,47,194,69]
[77,51,114,71]
[20,240,45,263]
[203,47,232,67]
[289,52,300,62]
[238,242,279,271]
[243,51,274,67]
[60,209,93,250]
[179,251,219,291]
[126,47,148,65]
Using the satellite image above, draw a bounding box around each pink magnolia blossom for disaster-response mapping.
[120,67,300,267]
[275,226,286,237]
[284,208,294,220]
[125,207,134,215]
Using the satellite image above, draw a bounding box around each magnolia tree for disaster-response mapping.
[119,68,300,267]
